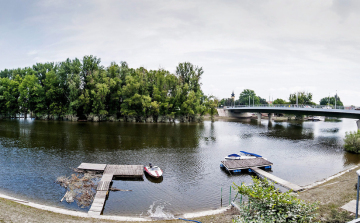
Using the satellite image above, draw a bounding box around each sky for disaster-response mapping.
[0,0,360,105]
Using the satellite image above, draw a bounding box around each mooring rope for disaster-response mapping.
[178,218,202,223]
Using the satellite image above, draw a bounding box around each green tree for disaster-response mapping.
[1,76,22,117]
[18,74,44,118]
[289,91,314,105]
[239,89,259,105]
[319,95,343,107]
[273,98,287,104]
[43,70,66,117]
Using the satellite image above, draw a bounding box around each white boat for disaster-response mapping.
[144,163,163,178]
[224,151,261,160]
[312,116,321,121]
[224,154,242,160]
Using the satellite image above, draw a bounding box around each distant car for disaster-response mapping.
[304,105,311,108]
[355,107,360,110]
[322,106,332,109]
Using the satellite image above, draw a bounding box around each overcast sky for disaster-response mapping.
[1,0,360,105]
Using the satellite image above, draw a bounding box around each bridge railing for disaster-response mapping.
[219,104,347,110]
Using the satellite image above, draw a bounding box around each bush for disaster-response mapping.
[232,177,318,223]
[344,130,360,153]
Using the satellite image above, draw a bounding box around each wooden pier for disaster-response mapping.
[220,158,303,192]
[77,163,143,216]
[250,167,302,192]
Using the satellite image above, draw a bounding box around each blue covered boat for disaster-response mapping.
[224,151,263,160]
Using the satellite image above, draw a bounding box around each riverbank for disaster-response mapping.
[1,165,360,222]
[0,192,236,223]
[298,165,360,222]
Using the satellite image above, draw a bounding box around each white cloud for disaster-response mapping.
[0,0,360,105]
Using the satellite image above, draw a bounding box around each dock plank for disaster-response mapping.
[251,167,303,192]
[104,165,143,177]
[97,181,111,191]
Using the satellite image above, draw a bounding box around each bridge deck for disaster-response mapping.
[222,107,360,119]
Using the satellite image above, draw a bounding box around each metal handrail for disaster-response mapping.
[218,104,354,110]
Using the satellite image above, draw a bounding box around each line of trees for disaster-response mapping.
[219,89,267,106]
[0,56,218,122]
[219,90,343,107]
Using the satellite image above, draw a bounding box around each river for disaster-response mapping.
[0,118,359,217]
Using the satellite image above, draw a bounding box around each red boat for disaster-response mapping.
[144,163,163,178]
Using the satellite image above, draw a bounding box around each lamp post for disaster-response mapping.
[356,169,360,219]
[335,90,337,109]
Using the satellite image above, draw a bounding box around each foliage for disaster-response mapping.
[0,56,214,122]
[344,130,360,153]
[239,89,259,105]
[319,95,343,107]
[273,98,288,105]
[323,209,353,223]
[289,91,314,105]
[233,177,318,223]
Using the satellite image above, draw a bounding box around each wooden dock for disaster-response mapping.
[250,167,303,192]
[220,158,302,192]
[77,163,144,216]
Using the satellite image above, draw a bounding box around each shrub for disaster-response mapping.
[232,177,318,223]
[344,130,360,153]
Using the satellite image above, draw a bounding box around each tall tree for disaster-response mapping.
[320,95,343,107]
[273,98,287,104]
[239,89,259,105]
[289,91,314,105]
[18,74,44,118]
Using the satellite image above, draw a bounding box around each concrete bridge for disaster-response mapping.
[217,105,360,129]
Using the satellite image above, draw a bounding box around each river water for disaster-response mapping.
[0,118,359,217]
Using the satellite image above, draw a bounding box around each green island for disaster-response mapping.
[0,56,217,122]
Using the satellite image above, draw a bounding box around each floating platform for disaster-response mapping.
[77,163,144,216]
[221,158,273,172]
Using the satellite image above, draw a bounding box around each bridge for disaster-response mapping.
[218,105,360,129]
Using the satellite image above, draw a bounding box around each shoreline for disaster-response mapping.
[0,191,231,222]
[0,164,358,222]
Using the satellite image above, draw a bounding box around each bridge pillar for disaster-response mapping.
[357,120,360,130]
[257,113,262,122]
[268,113,273,121]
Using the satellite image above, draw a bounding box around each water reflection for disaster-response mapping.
[145,174,164,183]
[263,121,314,140]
